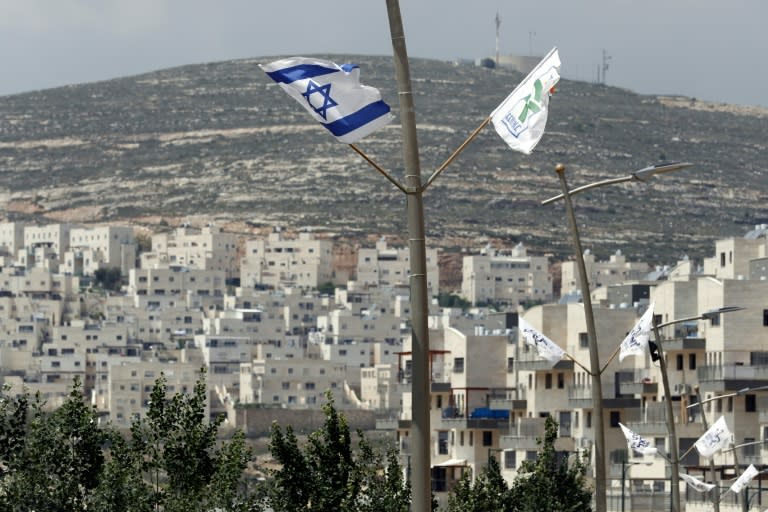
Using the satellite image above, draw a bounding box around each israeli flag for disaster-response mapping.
[695,415,732,458]
[619,303,655,362]
[518,317,565,366]
[260,57,393,143]
[619,422,657,456]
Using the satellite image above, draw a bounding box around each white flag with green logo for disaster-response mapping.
[490,47,561,154]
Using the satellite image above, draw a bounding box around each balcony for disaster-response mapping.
[499,418,546,450]
[567,385,640,409]
[697,364,768,392]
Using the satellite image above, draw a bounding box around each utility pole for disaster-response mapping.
[601,49,612,85]
[385,2,431,511]
[495,12,501,67]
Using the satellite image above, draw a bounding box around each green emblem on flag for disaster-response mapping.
[518,79,544,123]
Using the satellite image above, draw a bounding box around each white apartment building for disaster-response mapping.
[0,222,25,257]
[561,249,650,295]
[108,361,203,428]
[461,243,552,306]
[21,223,74,264]
[240,230,334,290]
[128,267,226,297]
[145,224,239,280]
[239,357,349,408]
[65,225,137,276]
[356,237,439,293]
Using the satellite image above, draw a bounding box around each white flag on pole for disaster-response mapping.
[490,47,561,154]
[730,464,759,494]
[679,473,716,493]
[518,317,565,365]
[694,415,732,458]
[619,422,657,456]
[619,303,655,362]
[260,57,393,143]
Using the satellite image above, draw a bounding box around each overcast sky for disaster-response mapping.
[1,0,766,107]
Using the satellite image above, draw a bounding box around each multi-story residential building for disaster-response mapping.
[461,243,552,306]
[240,357,350,408]
[561,249,650,295]
[21,223,74,264]
[240,230,335,290]
[108,361,204,428]
[144,224,239,280]
[128,267,226,299]
[356,237,439,293]
[0,222,25,257]
[65,225,137,276]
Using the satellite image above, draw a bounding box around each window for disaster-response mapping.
[764,309,768,326]
[587,412,592,428]
[579,332,589,348]
[746,394,756,412]
[676,354,684,371]
[438,431,449,454]
[557,373,565,389]
[504,450,516,469]
[689,354,696,370]
[453,357,464,373]
[525,450,537,461]
[710,314,720,326]
[545,373,552,389]
[610,411,621,427]
[459,431,464,446]
[720,252,726,267]
[482,431,493,446]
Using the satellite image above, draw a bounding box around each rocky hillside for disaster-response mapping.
[0,55,766,272]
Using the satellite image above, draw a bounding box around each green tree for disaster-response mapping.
[88,369,252,512]
[0,378,108,512]
[267,391,410,511]
[508,416,592,512]
[447,456,510,512]
[93,267,123,291]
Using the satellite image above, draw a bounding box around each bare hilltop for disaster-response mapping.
[0,55,766,267]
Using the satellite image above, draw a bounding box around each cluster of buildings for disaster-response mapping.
[1,218,767,509]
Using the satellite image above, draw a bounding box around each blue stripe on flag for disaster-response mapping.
[266,64,338,84]
[324,101,391,137]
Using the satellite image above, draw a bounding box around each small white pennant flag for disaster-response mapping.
[490,47,561,154]
[694,416,732,458]
[619,303,655,362]
[680,473,716,493]
[619,422,657,456]
[730,464,759,494]
[518,317,565,366]
[260,57,393,143]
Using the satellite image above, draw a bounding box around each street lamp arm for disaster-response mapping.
[686,384,768,409]
[541,162,693,205]
[541,175,633,205]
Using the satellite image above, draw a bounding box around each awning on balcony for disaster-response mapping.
[432,458,467,467]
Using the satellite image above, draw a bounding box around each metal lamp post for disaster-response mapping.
[653,306,744,512]
[544,162,691,512]
[689,383,768,512]
[621,459,653,512]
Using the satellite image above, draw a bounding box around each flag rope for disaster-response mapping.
[565,353,592,375]
[600,343,623,375]
[423,117,491,191]
[348,144,407,194]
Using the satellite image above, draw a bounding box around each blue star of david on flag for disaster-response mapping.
[260,57,393,143]
[302,80,338,120]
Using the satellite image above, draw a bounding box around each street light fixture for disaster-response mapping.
[684,355,761,512]
[544,162,692,512]
[652,306,744,512]
[542,162,693,205]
